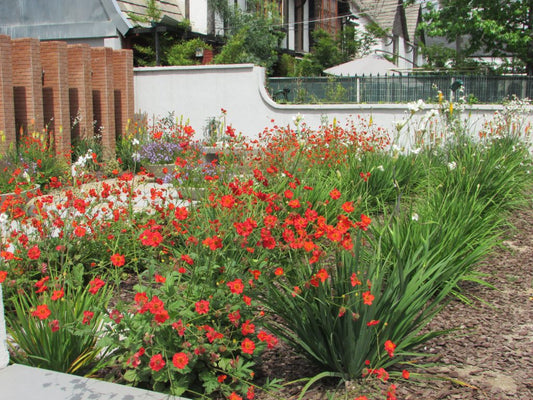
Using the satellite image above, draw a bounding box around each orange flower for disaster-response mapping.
[227,278,244,294]
[172,352,189,369]
[110,253,125,267]
[342,201,355,213]
[51,289,64,301]
[384,340,396,357]
[31,304,51,320]
[329,188,341,199]
[241,338,256,355]
[0,270,7,283]
[362,291,374,305]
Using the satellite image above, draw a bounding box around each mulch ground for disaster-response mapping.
[255,205,533,400]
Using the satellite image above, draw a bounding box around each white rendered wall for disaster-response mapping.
[133,64,533,147]
[0,285,9,368]
[188,1,209,35]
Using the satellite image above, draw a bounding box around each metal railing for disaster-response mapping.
[267,75,533,104]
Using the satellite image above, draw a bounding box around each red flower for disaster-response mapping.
[0,270,6,283]
[366,320,380,327]
[241,338,256,355]
[227,278,244,295]
[109,309,123,323]
[241,320,255,335]
[82,310,94,325]
[139,229,163,247]
[195,300,210,315]
[181,254,194,265]
[228,310,241,326]
[172,352,189,369]
[384,340,396,357]
[88,277,105,295]
[74,225,87,238]
[174,207,189,220]
[274,267,284,276]
[51,289,64,301]
[31,304,51,320]
[154,274,166,283]
[402,369,410,379]
[202,235,223,250]
[149,354,165,371]
[229,392,243,400]
[27,245,41,260]
[246,385,255,399]
[350,273,362,286]
[172,319,186,336]
[287,199,301,208]
[219,194,235,209]
[49,319,59,332]
[34,276,49,293]
[134,292,148,306]
[110,253,125,267]
[316,268,329,283]
[329,188,341,200]
[362,291,374,306]
[342,201,355,213]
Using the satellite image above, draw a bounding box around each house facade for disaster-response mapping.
[348,0,423,70]
[0,0,423,69]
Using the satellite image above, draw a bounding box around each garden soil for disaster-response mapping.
[255,206,533,400]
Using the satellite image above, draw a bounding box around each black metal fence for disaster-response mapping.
[267,75,533,104]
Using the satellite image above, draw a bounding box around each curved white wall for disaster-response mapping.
[133,64,533,145]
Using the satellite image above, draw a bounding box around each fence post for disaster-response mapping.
[356,77,360,103]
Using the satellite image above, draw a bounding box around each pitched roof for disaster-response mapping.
[404,3,421,42]
[116,0,184,27]
[352,0,400,32]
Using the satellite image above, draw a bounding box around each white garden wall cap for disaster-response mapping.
[134,63,256,73]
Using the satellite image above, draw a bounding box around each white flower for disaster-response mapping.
[408,99,426,113]
[377,165,384,172]
[448,161,457,171]
[411,213,419,221]
[132,138,140,146]
[412,147,422,155]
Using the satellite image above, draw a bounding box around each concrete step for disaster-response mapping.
[0,364,186,400]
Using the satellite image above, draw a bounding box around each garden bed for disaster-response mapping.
[253,206,533,400]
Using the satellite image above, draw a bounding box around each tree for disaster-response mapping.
[210,0,285,74]
[421,0,533,74]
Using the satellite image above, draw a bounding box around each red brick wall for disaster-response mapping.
[40,41,71,154]
[112,49,134,138]
[0,36,133,159]
[0,35,15,154]
[11,38,44,133]
[91,47,116,157]
[67,44,93,145]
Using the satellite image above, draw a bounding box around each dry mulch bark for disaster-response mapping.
[255,206,533,400]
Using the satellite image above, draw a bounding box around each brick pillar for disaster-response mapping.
[202,49,213,65]
[11,38,44,134]
[67,44,93,145]
[40,41,71,155]
[90,47,115,158]
[112,49,134,139]
[0,35,15,155]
